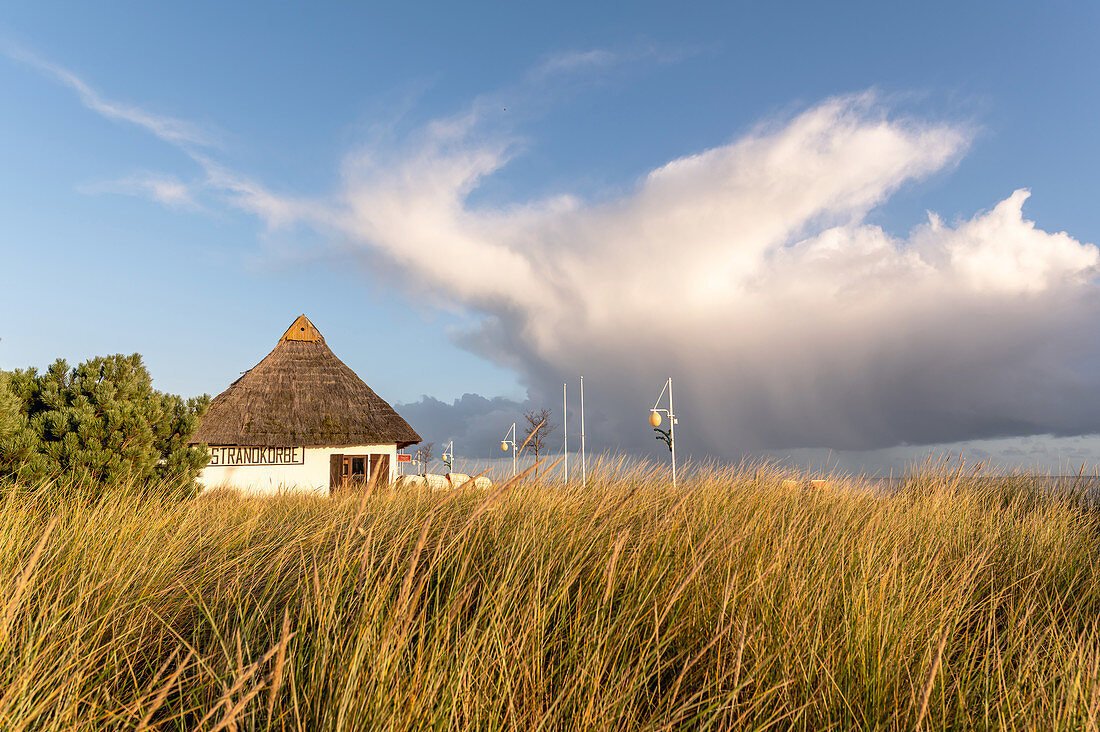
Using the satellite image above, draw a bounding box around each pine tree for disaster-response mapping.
[0,369,38,476]
[0,369,25,446]
[0,354,210,494]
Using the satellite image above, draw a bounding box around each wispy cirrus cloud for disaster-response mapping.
[78,172,200,209]
[5,45,217,148]
[528,43,699,82]
[192,155,333,230]
[2,47,325,221]
[531,49,619,77]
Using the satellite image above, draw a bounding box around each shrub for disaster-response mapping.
[0,353,209,494]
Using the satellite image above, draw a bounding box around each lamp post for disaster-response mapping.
[649,377,678,488]
[500,422,517,477]
[442,440,454,474]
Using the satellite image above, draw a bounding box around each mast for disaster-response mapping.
[563,382,568,482]
[580,376,586,484]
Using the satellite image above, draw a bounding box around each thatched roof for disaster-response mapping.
[191,315,421,448]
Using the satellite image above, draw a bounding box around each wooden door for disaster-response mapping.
[372,454,390,487]
[329,454,343,492]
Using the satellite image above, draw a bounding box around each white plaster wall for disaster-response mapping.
[197,444,400,496]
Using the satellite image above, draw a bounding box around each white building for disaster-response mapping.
[190,315,421,494]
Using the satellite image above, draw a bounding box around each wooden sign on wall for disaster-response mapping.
[207,446,305,467]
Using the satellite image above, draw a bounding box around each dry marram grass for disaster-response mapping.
[2,458,1100,730]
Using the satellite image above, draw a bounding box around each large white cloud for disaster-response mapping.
[321,93,1100,454]
[46,58,1097,455]
[23,47,1098,457]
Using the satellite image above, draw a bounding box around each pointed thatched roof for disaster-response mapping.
[190,315,421,448]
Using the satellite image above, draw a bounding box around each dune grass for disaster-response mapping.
[2,457,1100,730]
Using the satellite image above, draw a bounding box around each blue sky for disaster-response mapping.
[3,2,1100,472]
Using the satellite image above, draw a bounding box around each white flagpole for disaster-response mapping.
[580,376,586,485]
[563,382,568,482]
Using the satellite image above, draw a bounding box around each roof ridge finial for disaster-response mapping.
[281,314,322,343]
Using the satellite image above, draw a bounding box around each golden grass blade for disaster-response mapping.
[266,608,293,722]
[657,523,722,627]
[0,516,57,644]
[210,681,266,732]
[915,627,950,731]
[136,650,194,732]
[398,510,435,613]
[195,640,285,729]
[603,530,630,605]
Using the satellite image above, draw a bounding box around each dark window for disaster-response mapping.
[351,457,366,476]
